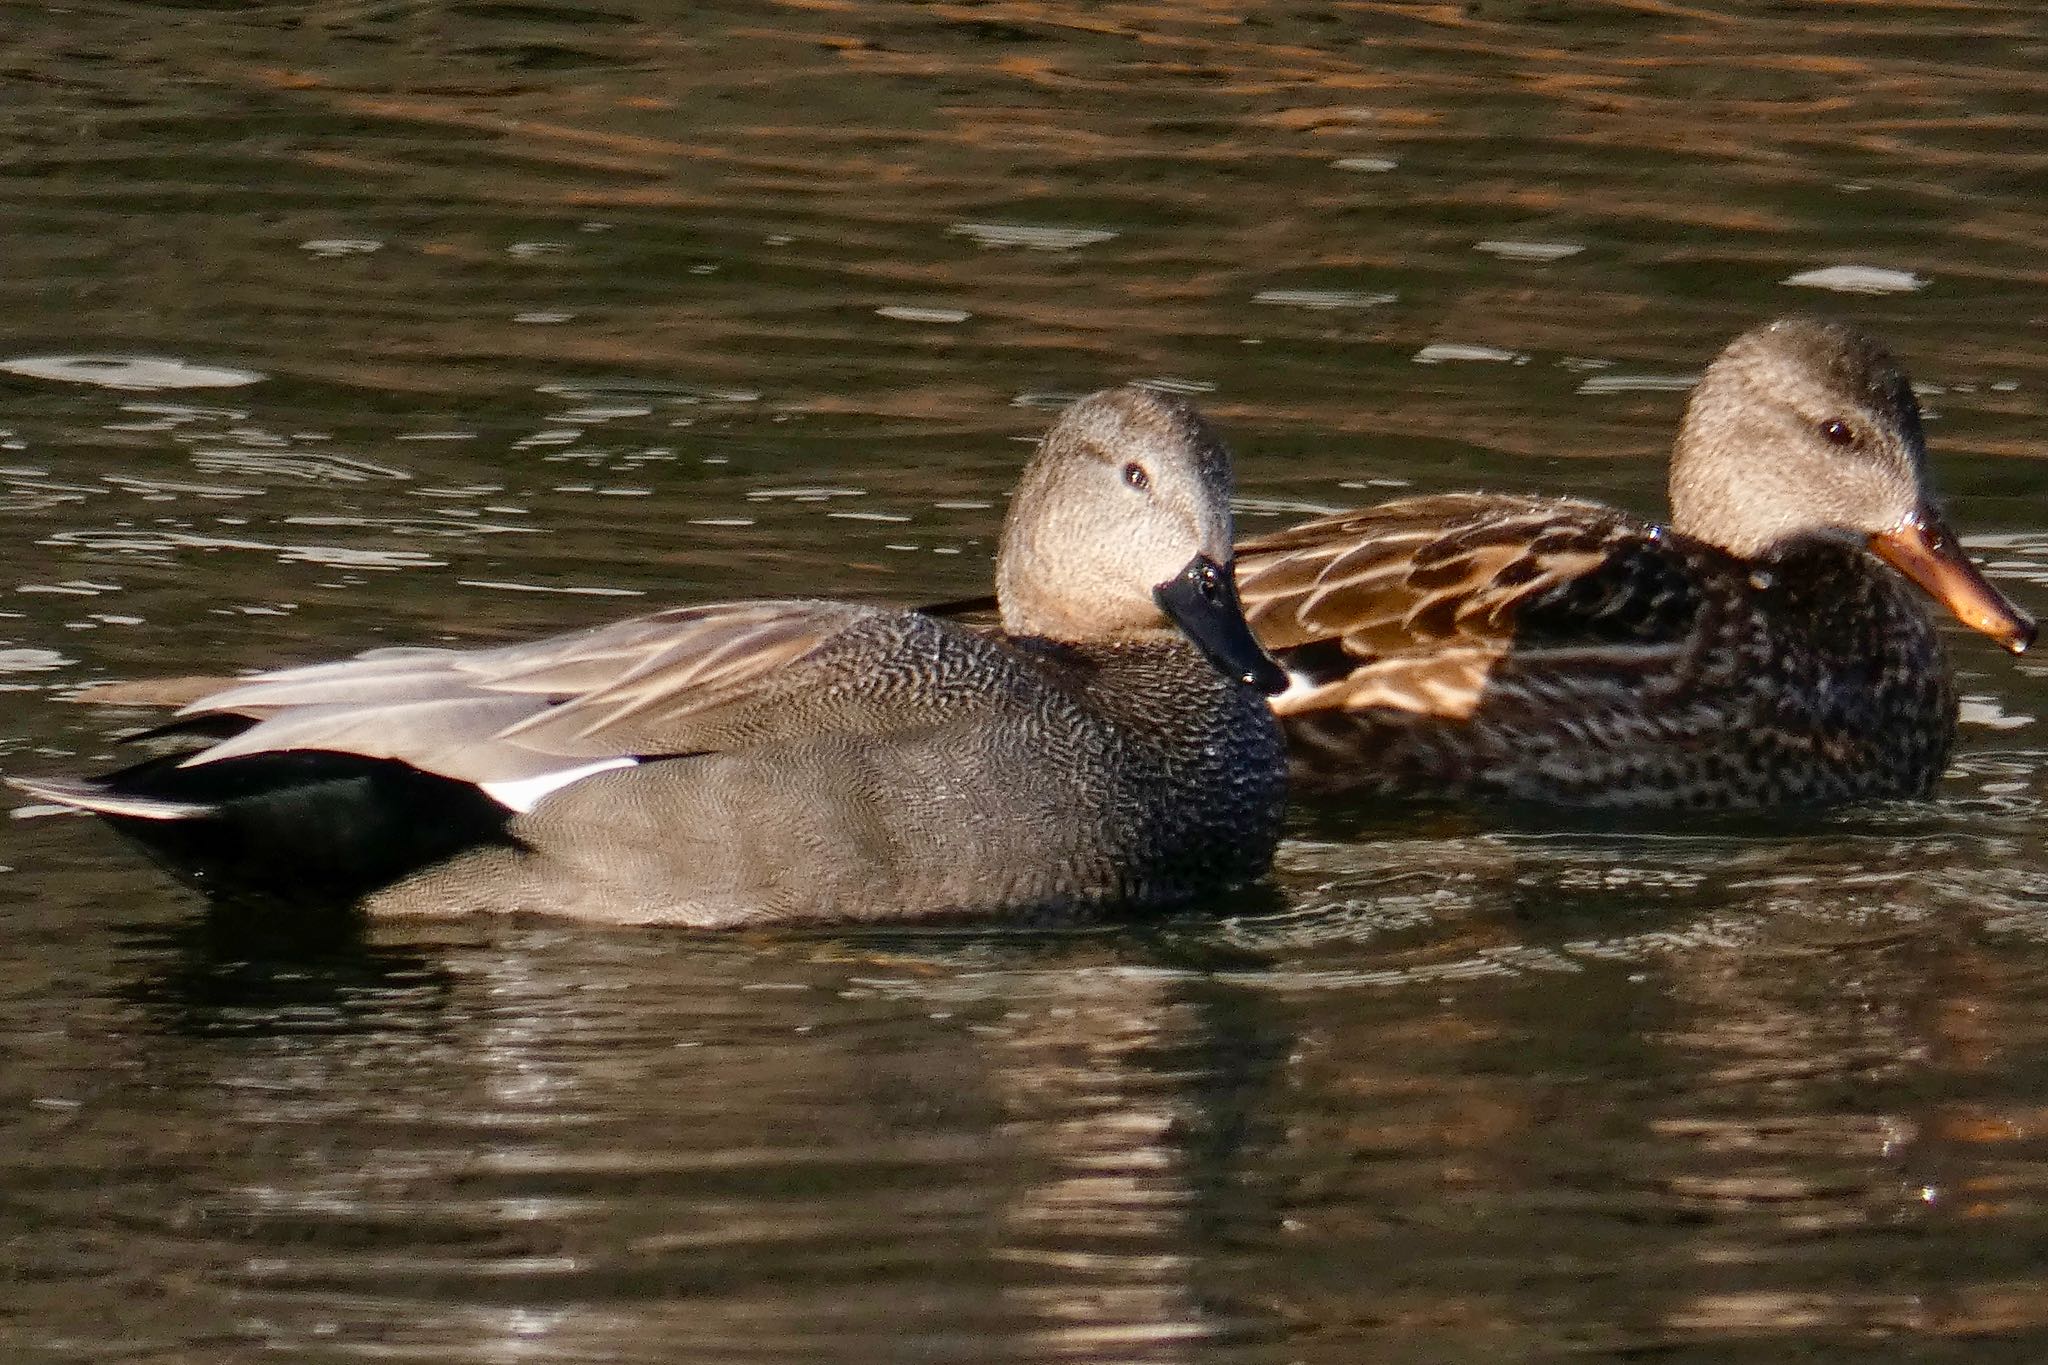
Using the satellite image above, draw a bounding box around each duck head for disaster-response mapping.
[997,386,1288,692]
[1670,316,2034,653]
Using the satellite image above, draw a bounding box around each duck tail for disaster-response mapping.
[6,774,218,821]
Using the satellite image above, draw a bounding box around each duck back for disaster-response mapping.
[1245,499,1955,811]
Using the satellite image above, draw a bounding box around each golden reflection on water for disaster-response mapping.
[8,0,2048,443]
[3,1,2048,1361]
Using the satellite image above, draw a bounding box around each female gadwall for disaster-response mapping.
[14,387,1289,924]
[1233,317,2035,811]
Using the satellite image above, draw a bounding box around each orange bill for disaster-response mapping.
[1868,511,2036,654]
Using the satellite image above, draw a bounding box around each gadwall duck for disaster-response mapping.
[13,387,1289,925]
[1233,317,2036,810]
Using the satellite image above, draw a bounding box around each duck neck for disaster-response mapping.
[995,560,1175,647]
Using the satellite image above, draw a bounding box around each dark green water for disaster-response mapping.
[3,2,2048,1359]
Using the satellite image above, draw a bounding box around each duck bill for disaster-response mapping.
[1868,511,2036,654]
[1154,554,1290,694]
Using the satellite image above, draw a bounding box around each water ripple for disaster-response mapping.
[1,355,265,390]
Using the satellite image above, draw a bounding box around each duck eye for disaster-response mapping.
[1819,418,1856,447]
[1121,462,1151,491]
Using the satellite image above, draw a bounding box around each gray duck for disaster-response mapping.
[12,387,1289,925]
[1233,317,2035,811]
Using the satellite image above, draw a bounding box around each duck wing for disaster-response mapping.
[165,600,971,787]
[1235,493,1704,720]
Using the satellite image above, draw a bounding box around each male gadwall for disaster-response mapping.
[13,387,1289,924]
[1233,317,2035,810]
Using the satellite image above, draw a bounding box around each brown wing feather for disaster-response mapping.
[1236,494,1660,720]
[493,601,901,756]
[165,600,956,785]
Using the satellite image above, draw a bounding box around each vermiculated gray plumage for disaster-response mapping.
[367,629,1284,925]
[12,387,1288,925]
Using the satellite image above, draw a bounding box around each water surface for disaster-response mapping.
[4,2,2048,1360]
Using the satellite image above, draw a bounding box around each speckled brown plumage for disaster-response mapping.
[1241,495,1956,808]
[1235,318,2033,812]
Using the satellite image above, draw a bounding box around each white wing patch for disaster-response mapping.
[1269,669,1327,712]
[478,757,638,813]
